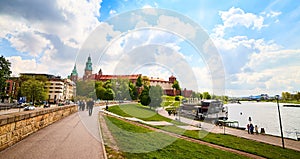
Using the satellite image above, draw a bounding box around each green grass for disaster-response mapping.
[104,116,246,159]
[159,125,300,159]
[161,101,180,107]
[108,104,174,122]
[108,104,300,159]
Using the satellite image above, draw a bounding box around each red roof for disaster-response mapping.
[95,74,141,80]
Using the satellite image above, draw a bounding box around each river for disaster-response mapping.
[226,101,300,140]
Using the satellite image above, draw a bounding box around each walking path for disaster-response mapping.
[157,108,300,152]
[0,106,106,159]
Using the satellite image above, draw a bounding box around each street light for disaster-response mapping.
[275,95,285,148]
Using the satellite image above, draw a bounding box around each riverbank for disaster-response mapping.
[157,107,300,152]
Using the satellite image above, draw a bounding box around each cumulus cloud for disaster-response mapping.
[157,15,196,39]
[7,56,49,76]
[212,7,280,38]
[0,0,102,77]
[210,7,299,95]
[220,7,265,29]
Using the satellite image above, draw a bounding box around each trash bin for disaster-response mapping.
[260,128,265,134]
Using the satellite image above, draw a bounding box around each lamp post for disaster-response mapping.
[275,95,285,148]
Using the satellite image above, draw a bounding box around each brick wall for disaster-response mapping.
[0,105,78,151]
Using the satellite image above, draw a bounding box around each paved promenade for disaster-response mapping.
[0,106,106,159]
[157,108,300,152]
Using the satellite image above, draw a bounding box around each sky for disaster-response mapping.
[0,0,300,96]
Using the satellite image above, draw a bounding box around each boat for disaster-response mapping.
[181,100,228,121]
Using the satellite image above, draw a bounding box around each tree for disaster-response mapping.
[172,80,181,91]
[202,92,211,99]
[103,88,115,101]
[0,56,12,99]
[136,75,143,87]
[196,92,203,99]
[111,79,130,100]
[140,86,150,106]
[191,91,197,98]
[149,85,163,109]
[129,81,138,100]
[95,81,104,99]
[76,80,96,99]
[21,79,47,105]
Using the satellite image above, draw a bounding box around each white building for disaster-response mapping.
[63,79,76,101]
[45,79,64,103]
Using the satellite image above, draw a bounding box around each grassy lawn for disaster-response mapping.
[108,104,174,122]
[108,103,300,159]
[159,126,300,159]
[104,116,246,159]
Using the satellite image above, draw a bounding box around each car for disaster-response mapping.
[24,105,35,111]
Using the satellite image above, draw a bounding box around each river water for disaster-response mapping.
[226,101,300,140]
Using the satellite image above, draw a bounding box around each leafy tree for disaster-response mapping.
[149,85,163,109]
[21,79,47,105]
[140,86,150,106]
[96,85,106,100]
[0,56,12,98]
[202,92,211,99]
[76,80,96,99]
[111,79,130,100]
[129,81,138,100]
[172,80,181,91]
[136,75,143,87]
[196,92,203,99]
[103,88,115,101]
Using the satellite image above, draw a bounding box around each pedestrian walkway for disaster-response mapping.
[0,106,106,159]
[157,108,300,152]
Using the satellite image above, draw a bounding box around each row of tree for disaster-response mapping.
[281,91,300,101]
[76,75,178,109]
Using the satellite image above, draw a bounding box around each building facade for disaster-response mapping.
[71,56,186,96]
[19,73,76,103]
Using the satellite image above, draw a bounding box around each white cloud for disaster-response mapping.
[212,7,271,38]
[9,31,50,57]
[243,49,300,72]
[157,15,196,39]
[220,7,266,30]
[7,56,49,76]
[109,10,117,15]
[0,0,102,77]
[210,7,299,95]
[264,11,282,18]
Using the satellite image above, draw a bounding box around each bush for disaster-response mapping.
[175,96,180,101]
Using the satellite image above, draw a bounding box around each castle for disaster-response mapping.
[69,55,192,96]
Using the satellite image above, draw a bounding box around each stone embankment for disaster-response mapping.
[0,105,78,151]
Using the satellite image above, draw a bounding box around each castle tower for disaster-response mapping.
[70,64,78,82]
[83,55,93,80]
[169,75,176,83]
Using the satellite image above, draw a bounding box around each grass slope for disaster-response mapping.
[108,104,300,159]
[104,116,245,159]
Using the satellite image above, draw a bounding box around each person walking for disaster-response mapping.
[247,124,250,134]
[250,124,254,134]
[87,99,94,116]
[82,100,86,111]
[255,125,259,134]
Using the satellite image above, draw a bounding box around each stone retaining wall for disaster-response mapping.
[0,105,78,151]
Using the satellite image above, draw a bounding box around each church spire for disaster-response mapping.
[71,64,78,76]
[83,55,93,80]
[70,64,78,82]
[85,54,92,71]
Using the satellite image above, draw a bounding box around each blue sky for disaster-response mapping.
[0,0,300,96]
